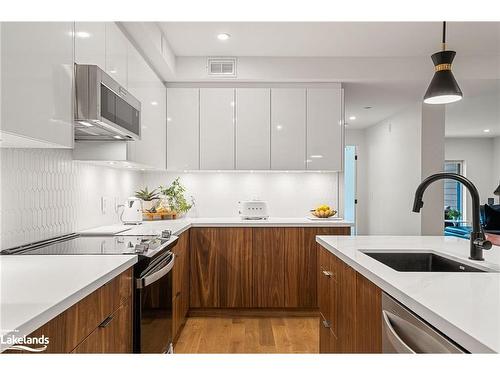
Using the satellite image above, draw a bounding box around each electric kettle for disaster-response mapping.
[121,197,143,225]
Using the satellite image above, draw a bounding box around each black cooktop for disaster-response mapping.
[0,234,178,258]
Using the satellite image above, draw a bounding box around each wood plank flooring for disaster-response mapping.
[174,316,319,353]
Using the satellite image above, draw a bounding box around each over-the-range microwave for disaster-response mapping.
[74,64,141,141]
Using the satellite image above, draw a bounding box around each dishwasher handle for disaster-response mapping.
[136,254,175,289]
[382,310,416,353]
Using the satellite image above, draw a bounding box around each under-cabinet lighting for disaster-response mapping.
[310,155,323,159]
[484,129,491,133]
[151,101,158,106]
[349,116,356,121]
[78,121,93,127]
[75,31,91,39]
[113,135,123,139]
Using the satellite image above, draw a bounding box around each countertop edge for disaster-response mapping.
[315,236,496,354]
[0,256,137,353]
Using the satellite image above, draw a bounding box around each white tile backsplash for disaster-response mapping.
[0,149,141,249]
[143,171,339,218]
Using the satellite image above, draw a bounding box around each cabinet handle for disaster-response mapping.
[99,315,114,328]
[322,270,334,278]
[322,320,332,328]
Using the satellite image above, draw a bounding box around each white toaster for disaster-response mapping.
[238,200,269,220]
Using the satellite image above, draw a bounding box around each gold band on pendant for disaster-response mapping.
[435,63,452,72]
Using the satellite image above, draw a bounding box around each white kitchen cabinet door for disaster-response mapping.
[167,88,200,171]
[306,88,343,171]
[105,23,128,88]
[235,88,271,170]
[270,88,306,170]
[0,22,74,148]
[126,43,166,170]
[74,22,105,67]
[200,88,235,170]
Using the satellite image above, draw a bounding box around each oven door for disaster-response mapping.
[134,253,175,353]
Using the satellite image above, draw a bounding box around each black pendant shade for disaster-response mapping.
[494,184,500,196]
[423,22,463,104]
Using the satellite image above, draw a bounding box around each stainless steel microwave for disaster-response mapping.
[74,64,141,141]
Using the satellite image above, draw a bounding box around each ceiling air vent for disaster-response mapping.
[207,58,237,77]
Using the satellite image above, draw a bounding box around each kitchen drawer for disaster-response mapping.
[72,298,132,353]
[25,268,133,353]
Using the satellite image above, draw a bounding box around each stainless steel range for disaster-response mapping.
[1,231,178,354]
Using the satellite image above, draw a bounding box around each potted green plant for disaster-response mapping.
[159,177,193,218]
[134,186,160,212]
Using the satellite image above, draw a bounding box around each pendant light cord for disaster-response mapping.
[442,21,447,50]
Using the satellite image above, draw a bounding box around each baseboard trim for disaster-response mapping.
[188,308,320,318]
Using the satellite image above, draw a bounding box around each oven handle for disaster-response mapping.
[136,254,175,289]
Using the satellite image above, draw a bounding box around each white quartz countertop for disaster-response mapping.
[82,217,354,237]
[0,254,137,352]
[316,235,500,353]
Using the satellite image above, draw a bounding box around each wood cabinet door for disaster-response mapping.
[190,228,219,308]
[284,228,318,308]
[218,228,253,308]
[72,299,132,354]
[252,228,285,307]
[337,259,357,353]
[172,231,189,338]
[355,273,382,353]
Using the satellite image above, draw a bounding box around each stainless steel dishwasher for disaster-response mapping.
[382,293,466,353]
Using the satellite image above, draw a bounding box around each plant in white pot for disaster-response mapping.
[134,187,160,212]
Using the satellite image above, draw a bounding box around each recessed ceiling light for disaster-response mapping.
[167,117,172,122]
[276,125,283,131]
[217,33,231,41]
[484,129,491,133]
[349,116,356,121]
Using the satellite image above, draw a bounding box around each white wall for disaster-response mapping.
[142,171,339,218]
[0,149,141,249]
[494,137,500,201]
[364,103,423,235]
[445,137,497,218]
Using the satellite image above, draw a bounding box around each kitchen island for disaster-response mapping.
[316,235,500,353]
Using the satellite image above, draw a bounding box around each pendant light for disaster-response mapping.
[494,183,500,196]
[423,22,463,104]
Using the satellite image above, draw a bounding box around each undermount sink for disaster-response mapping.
[360,251,490,273]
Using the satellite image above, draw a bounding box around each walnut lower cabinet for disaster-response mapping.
[25,268,133,353]
[318,246,382,353]
[190,227,350,310]
[172,231,190,341]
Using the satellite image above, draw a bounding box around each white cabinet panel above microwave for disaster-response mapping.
[74,22,105,68]
[270,88,306,170]
[235,88,271,170]
[200,88,235,170]
[167,88,200,171]
[105,23,128,88]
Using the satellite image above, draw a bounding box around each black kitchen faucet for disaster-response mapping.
[413,173,492,261]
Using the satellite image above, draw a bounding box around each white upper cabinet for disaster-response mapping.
[0,22,74,148]
[167,88,200,171]
[127,44,166,170]
[306,88,343,171]
[200,88,235,170]
[74,22,105,67]
[235,88,271,170]
[105,23,128,88]
[270,88,306,170]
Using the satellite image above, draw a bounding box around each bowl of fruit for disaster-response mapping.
[311,205,337,219]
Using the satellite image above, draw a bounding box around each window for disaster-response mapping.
[444,161,464,222]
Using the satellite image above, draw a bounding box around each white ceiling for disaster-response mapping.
[158,22,500,137]
[159,22,500,57]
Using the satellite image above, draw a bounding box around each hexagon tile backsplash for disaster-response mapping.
[0,149,141,249]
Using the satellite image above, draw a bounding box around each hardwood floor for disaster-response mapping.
[174,316,319,353]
